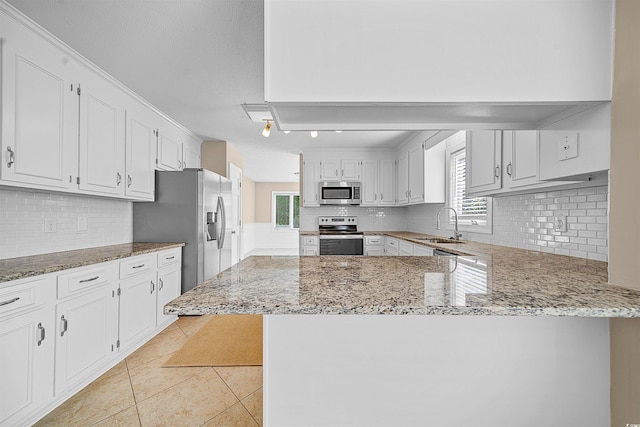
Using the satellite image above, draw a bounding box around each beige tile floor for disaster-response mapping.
[35,315,263,427]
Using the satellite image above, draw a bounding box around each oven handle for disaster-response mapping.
[319,235,364,240]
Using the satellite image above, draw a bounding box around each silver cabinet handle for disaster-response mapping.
[0,296,20,307]
[159,278,164,291]
[506,162,512,176]
[132,264,145,269]
[127,174,132,187]
[37,323,45,346]
[165,256,175,260]
[60,315,68,337]
[495,165,500,178]
[381,194,383,201]
[7,146,15,168]
[150,280,155,294]
[79,275,99,283]
[116,172,122,185]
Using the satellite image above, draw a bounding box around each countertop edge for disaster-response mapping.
[1,242,185,283]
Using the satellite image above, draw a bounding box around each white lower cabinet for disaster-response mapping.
[0,247,182,426]
[413,244,435,256]
[54,281,119,395]
[156,249,182,327]
[385,237,399,256]
[399,241,414,256]
[0,276,55,427]
[118,272,157,353]
[364,235,385,256]
[300,235,319,256]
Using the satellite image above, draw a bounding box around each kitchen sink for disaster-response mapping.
[414,237,465,244]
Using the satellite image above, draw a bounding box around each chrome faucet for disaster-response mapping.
[436,207,462,240]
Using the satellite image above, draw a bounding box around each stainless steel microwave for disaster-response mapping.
[319,181,361,205]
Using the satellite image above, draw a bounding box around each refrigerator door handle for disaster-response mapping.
[217,196,226,250]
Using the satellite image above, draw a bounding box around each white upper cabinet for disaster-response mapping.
[396,155,409,205]
[319,159,361,181]
[408,144,425,204]
[125,100,156,200]
[466,131,502,195]
[378,159,396,206]
[502,130,539,190]
[1,13,78,191]
[302,159,320,207]
[156,124,184,171]
[360,160,378,206]
[183,139,201,169]
[78,72,127,197]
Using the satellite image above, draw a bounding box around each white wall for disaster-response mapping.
[253,223,299,250]
[0,188,132,259]
[265,0,613,103]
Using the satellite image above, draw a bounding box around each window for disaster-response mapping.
[445,132,493,234]
[273,192,300,229]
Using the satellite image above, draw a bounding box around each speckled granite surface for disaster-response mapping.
[0,242,185,283]
[165,250,640,317]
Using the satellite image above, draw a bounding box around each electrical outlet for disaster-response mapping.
[44,218,57,233]
[553,216,567,232]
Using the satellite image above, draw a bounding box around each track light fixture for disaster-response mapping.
[262,121,272,138]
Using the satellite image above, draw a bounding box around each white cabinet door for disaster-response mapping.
[1,19,78,191]
[0,276,55,427]
[303,160,320,206]
[54,286,118,395]
[397,156,409,205]
[424,141,446,203]
[156,126,183,171]
[386,237,399,256]
[413,245,434,256]
[157,266,181,327]
[78,74,126,196]
[408,144,425,204]
[341,160,361,181]
[319,160,339,181]
[119,272,157,352]
[503,130,539,189]
[378,159,396,206]
[466,130,502,195]
[399,241,414,256]
[361,160,378,206]
[183,141,201,169]
[125,105,156,200]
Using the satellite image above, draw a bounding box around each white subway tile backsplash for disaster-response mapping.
[0,188,132,259]
[405,184,608,262]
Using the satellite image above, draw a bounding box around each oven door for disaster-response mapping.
[319,235,364,255]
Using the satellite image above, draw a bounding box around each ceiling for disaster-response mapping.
[5,0,416,182]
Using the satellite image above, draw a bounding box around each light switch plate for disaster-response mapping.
[553,216,567,232]
[557,133,579,161]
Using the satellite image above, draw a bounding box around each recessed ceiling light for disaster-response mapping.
[310,131,318,138]
[283,130,291,134]
[335,130,342,133]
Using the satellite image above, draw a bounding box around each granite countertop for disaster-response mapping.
[0,242,185,283]
[165,246,640,317]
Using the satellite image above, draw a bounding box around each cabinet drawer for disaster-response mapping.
[158,248,181,268]
[57,264,115,299]
[0,276,53,318]
[302,236,318,246]
[365,236,384,246]
[119,255,156,279]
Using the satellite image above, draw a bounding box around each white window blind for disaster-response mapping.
[449,148,488,223]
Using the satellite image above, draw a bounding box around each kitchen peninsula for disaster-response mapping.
[166,237,640,426]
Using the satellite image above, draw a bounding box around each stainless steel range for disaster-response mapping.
[318,216,364,255]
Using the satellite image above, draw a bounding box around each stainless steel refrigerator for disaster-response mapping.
[133,168,232,293]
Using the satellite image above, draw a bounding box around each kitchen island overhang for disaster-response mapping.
[165,253,639,426]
